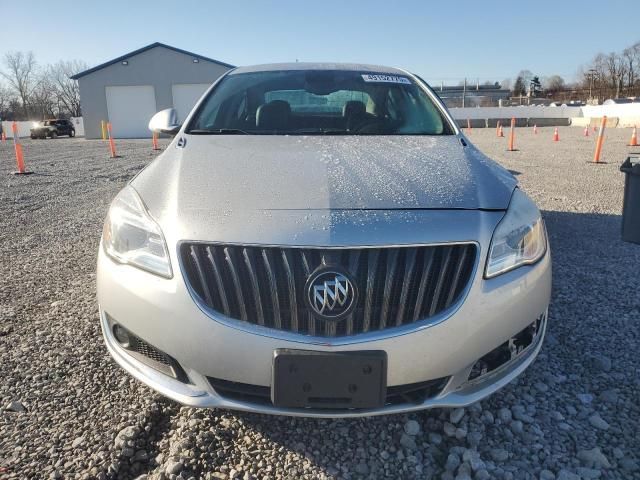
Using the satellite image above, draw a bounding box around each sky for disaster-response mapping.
[2,0,638,85]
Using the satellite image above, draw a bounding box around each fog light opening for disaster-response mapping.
[104,313,189,384]
[468,314,545,382]
[112,324,132,348]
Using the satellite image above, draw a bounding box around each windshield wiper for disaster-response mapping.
[188,128,249,135]
[294,128,353,135]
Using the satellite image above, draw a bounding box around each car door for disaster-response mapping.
[58,121,69,135]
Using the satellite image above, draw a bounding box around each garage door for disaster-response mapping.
[106,86,157,138]
[172,83,211,123]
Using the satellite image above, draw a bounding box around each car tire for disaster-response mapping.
[31,135,36,139]
[50,131,57,139]
[69,130,75,138]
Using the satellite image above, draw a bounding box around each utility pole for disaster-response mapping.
[462,78,466,108]
[588,68,597,103]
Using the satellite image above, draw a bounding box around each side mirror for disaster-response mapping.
[148,108,180,136]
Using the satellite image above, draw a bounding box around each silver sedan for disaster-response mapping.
[97,63,551,417]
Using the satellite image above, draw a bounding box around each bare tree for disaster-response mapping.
[48,60,86,117]
[543,75,566,94]
[1,51,37,117]
[606,52,627,98]
[0,83,15,118]
[30,73,58,119]
[622,42,640,95]
[590,53,611,99]
[513,76,526,96]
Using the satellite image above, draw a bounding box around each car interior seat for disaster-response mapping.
[256,100,292,131]
[342,100,367,131]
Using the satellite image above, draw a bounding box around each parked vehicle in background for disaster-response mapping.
[30,119,75,139]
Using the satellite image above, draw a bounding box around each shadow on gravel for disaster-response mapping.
[233,409,443,477]
[109,395,181,479]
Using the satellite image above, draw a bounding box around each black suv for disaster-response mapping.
[30,119,76,139]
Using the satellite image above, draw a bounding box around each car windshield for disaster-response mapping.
[187,70,453,135]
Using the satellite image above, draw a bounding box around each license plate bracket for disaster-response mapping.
[272,349,387,409]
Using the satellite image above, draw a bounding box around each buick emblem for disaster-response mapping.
[305,268,358,321]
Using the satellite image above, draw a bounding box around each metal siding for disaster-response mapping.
[171,83,212,123]
[77,46,231,138]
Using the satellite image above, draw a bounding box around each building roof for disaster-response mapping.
[230,62,407,75]
[70,42,235,80]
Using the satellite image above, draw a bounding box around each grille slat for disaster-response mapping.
[224,247,248,321]
[395,248,417,327]
[181,243,476,338]
[206,246,231,316]
[428,247,453,316]
[261,249,282,329]
[362,250,380,334]
[413,249,435,321]
[242,248,265,326]
[300,251,316,335]
[345,250,361,336]
[281,250,299,333]
[445,247,470,308]
[189,246,214,306]
[379,249,399,330]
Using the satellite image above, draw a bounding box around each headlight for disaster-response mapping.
[485,189,547,278]
[102,186,172,278]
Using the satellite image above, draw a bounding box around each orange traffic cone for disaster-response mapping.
[107,123,118,158]
[533,125,538,135]
[629,126,638,147]
[498,125,504,137]
[1,132,5,143]
[584,126,589,137]
[553,127,560,142]
[496,121,501,137]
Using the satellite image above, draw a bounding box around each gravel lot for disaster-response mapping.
[1,127,639,480]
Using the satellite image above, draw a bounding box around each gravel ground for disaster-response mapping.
[1,127,639,480]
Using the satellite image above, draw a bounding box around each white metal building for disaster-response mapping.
[71,43,234,139]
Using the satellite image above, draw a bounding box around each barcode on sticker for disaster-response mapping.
[361,74,411,84]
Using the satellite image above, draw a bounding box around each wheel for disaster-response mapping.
[50,131,57,139]
[31,134,36,139]
[69,129,75,138]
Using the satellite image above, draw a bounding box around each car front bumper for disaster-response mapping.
[97,235,551,417]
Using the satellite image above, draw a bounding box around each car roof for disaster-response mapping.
[229,62,409,76]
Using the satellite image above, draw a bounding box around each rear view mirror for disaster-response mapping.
[149,108,180,136]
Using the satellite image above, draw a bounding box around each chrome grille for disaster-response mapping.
[180,243,477,337]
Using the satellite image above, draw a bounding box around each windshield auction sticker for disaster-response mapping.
[361,74,411,84]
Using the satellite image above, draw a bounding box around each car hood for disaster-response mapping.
[134,135,516,217]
